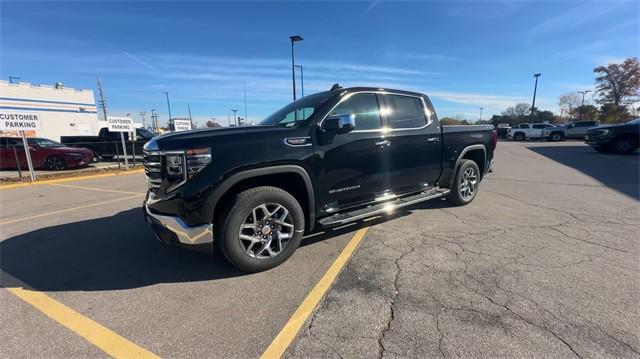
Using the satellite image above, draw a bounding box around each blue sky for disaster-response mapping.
[1,1,638,126]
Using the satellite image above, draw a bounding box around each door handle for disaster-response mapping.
[427,137,440,143]
[375,140,390,147]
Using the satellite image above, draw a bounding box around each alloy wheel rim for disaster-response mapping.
[238,203,294,259]
[616,140,631,152]
[47,157,65,170]
[459,167,478,201]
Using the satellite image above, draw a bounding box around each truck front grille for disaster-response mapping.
[144,151,163,193]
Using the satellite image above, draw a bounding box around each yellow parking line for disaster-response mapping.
[0,194,143,226]
[49,183,146,196]
[261,227,370,359]
[1,271,159,359]
[0,169,144,190]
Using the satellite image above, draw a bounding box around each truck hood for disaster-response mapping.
[144,125,296,152]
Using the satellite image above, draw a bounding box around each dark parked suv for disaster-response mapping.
[143,86,497,272]
[584,118,640,154]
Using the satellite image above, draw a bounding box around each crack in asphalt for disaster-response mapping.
[377,245,415,359]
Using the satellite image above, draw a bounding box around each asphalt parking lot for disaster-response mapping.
[1,141,638,358]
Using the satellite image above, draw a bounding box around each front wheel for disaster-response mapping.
[447,160,480,206]
[513,133,525,141]
[45,156,66,170]
[217,186,305,272]
[550,132,564,142]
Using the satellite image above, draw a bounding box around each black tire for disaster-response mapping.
[45,156,66,170]
[447,159,480,206]
[550,132,564,142]
[513,132,525,141]
[610,136,639,154]
[217,186,305,272]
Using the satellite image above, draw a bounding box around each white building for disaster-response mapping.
[0,80,99,141]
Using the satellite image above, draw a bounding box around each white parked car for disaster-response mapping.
[507,123,557,141]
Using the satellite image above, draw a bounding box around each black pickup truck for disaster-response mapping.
[62,127,156,160]
[143,86,496,272]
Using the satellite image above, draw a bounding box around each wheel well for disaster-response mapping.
[214,172,312,229]
[513,131,525,136]
[461,149,485,177]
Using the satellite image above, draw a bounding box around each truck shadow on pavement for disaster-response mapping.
[0,200,447,292]
[527,145,639,200]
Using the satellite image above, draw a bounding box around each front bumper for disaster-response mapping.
[144,204,213,246]
[584,134,611,146]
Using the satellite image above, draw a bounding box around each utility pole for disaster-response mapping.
[231,109,239,126]
[479,107,483,122]
[577,90,592,120]
[244,80,248,124]
[188,104,193,128]
[530,73,542,123]
[151,109,158,133]
[162,92,173,131]
[97,76,109,122]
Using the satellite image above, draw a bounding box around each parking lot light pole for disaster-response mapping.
[529,73,542,123]
[577,90,591,120]
[295,64,304,97]
[163,92,173,131]
[479,107,483,122]
[289,35,303,102]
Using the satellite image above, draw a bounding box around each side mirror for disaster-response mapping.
[322,114,356,135]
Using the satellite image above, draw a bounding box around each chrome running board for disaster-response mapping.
[318,188,450,227]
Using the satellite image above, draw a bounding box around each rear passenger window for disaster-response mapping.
[384,95,427,129]
[329,93,382,131]
[532,124,545,129]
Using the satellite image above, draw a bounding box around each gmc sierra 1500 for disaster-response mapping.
[143,86,496,272]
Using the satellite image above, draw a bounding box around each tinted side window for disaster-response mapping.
[385,95,427,129]
[329,93,381,131]
[532,124,545,129]
[519,123,529,129]
[6,138,23,147]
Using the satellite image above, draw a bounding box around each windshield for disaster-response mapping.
[27,138,65,148]
[137,128,155,139]
[258,92,333,126]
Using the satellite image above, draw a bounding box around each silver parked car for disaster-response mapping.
[542,120,599,141]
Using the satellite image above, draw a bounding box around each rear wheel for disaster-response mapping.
[513,132,525,141]
[611,137,638,154]
[217,186,304,272]
[45,156,66,170]
[447,160,480,206]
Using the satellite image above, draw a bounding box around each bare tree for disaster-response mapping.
[558,93,581,118]
[594,57,640,122]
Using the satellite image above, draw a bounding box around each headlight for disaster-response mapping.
[595,129,609,136]
[164,147,212,192]
[185,148,212,178]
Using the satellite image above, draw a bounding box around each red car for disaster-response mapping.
[0,137,95,171]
